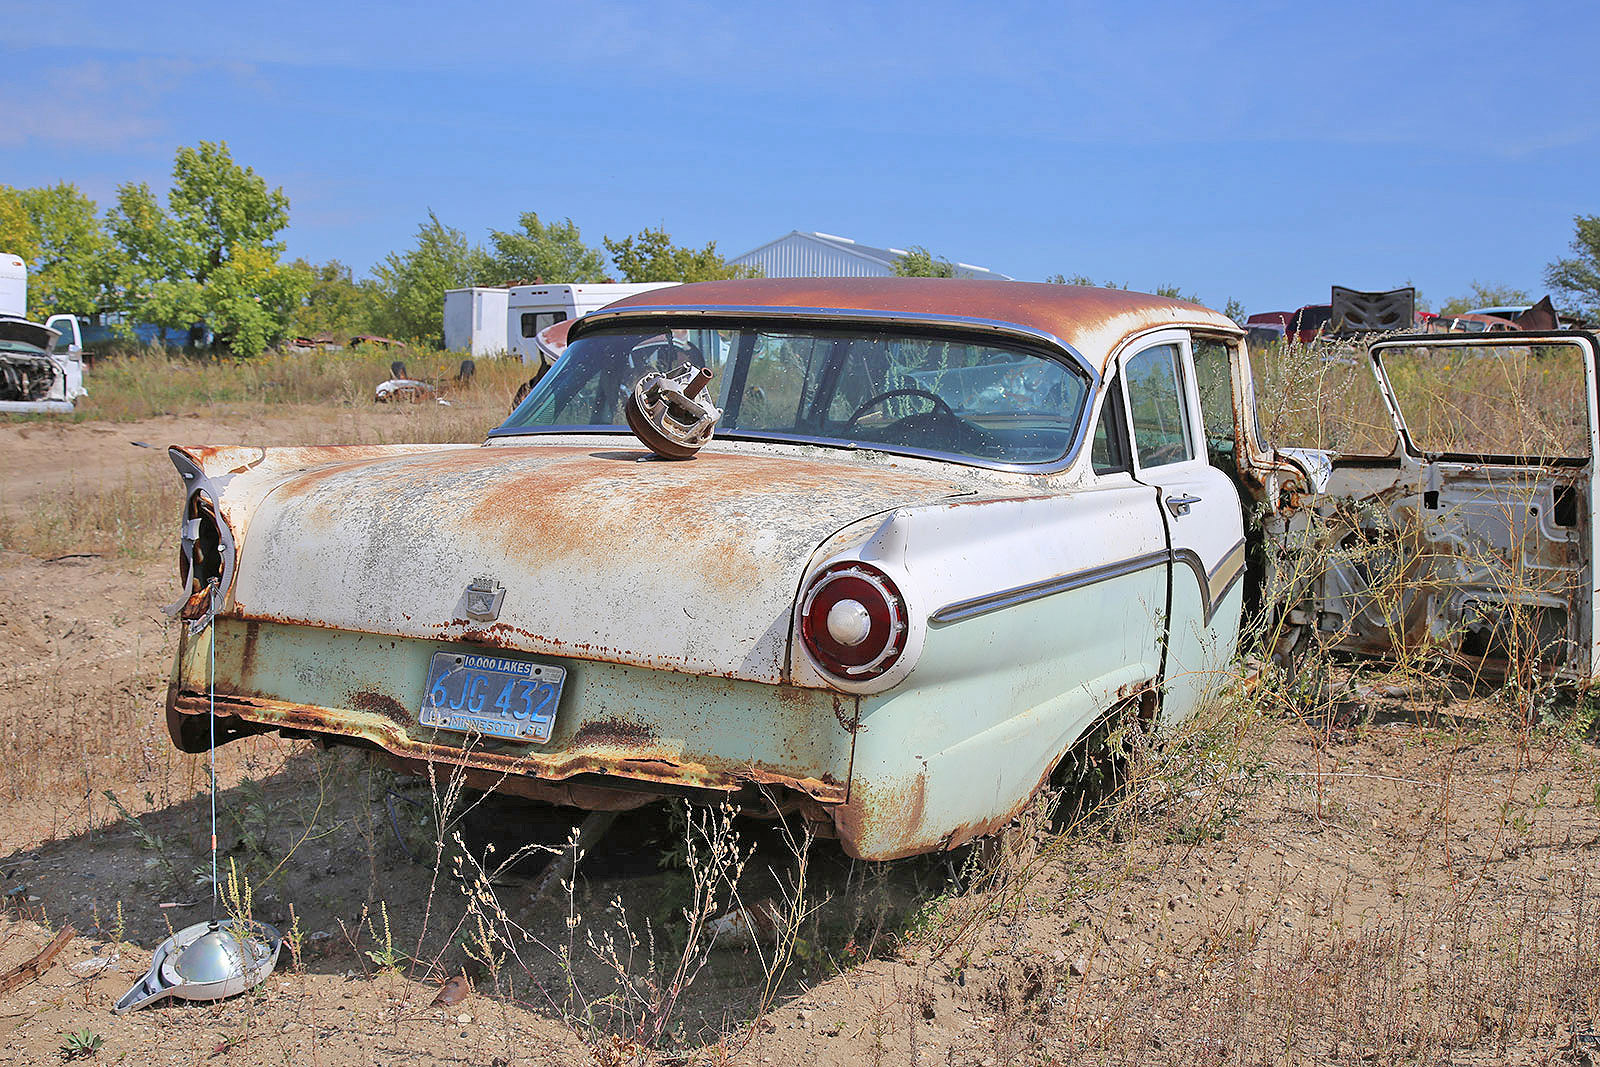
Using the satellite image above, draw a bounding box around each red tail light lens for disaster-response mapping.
[800,562,908,679]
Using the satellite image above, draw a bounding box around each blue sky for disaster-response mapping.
[4,0,1597,313]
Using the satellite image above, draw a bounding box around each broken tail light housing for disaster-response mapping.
[800,561,908,680]
[169,449,237,631]
[179,493,225,593]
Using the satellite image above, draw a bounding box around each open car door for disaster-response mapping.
[1306,331,1600,686]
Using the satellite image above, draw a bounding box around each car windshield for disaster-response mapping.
[495,322,1091,465]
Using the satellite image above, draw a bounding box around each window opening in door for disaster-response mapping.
[1125,343,1194,468]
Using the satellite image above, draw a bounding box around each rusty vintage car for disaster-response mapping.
[163,279,1321,860]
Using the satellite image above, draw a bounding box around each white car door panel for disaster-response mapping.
[1117,333,1245,722]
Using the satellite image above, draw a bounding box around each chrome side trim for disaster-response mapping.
[1207,538,1249,623]
[1175,537,1248,626]
[929,535,1248,628]
[1211,561,1248,620]
[929,550,1170,625]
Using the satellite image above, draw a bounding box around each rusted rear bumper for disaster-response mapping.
[168,686,854,807]
[169,617,853,825]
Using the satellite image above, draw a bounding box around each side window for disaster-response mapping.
[1124,343,1194,468]
[519,311,568,338]
[1091,374,1131,475]
[1191,338,1237,461]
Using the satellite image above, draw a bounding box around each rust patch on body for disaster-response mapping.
[349,690,412,725]
[239,620,261,677]
[831,695,861,734]
[570,716,657,747]
[252,442,963,612]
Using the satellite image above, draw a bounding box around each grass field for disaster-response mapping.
[0,341,1595,1065]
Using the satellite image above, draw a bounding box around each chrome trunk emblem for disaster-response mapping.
[465,577,505,623]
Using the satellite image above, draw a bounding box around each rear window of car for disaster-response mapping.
[496,322,1092,466]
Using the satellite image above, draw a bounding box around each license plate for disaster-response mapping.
[417,651,565,743]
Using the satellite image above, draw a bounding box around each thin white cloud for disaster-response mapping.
[0,57,213,149]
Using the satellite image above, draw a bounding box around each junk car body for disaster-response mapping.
[163,279,1320,860]
[1,253,88,413]
[1284,329,1600,686]
[0,314,87,414]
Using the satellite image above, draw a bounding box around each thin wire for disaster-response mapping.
[207,611,218,921]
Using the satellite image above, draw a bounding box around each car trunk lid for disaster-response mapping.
[221,441,976,685]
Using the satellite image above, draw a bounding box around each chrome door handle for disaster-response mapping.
[1166,494,1201,517]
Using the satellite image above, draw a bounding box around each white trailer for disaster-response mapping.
[442,286,510,357]
[506,283,679,365]
[1,253,26,318]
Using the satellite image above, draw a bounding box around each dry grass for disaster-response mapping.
[0,472,179,560]
[888,680,1600,1066]
[1253,337,1400,456]
[1383,339,1591,457]
[0,347,535,560]
[71,347,535,426]
[1253,334,1593,460]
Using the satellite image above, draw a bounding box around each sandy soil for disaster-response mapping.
[0,413,1596,1066]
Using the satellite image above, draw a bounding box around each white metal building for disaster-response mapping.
[442,287,510,356]
[730,231,1011,280]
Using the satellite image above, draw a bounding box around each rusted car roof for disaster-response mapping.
[594,278,1240,369]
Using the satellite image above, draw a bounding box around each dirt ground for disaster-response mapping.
[1,410,1597,1066]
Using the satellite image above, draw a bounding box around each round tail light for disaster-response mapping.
[800,562,908,679]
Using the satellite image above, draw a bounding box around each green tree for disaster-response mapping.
[893,246,956,278]
[1223,297,1246,324]
[1440,281,1532,316]
[603,227,756,283]
[106,141,304,355]
[370,211,490,345]
[488,212,606,284]
[167,142,290,281]
[0,187,32,262]
[1546,215,1600,320]
[1153,284,1201,303]
[206,245,312,356]
[289,259,381,337]
[1044,274,1128,289]
[0,183,119,318]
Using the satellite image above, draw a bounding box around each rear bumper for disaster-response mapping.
[168,617,853,809]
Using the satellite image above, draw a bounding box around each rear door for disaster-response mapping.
[1118,332,1247,721]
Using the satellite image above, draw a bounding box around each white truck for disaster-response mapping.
[0,253,87,414]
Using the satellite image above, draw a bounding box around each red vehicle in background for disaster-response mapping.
[1245,305,1332,345]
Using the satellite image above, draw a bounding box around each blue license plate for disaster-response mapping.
[417,651,565,743]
